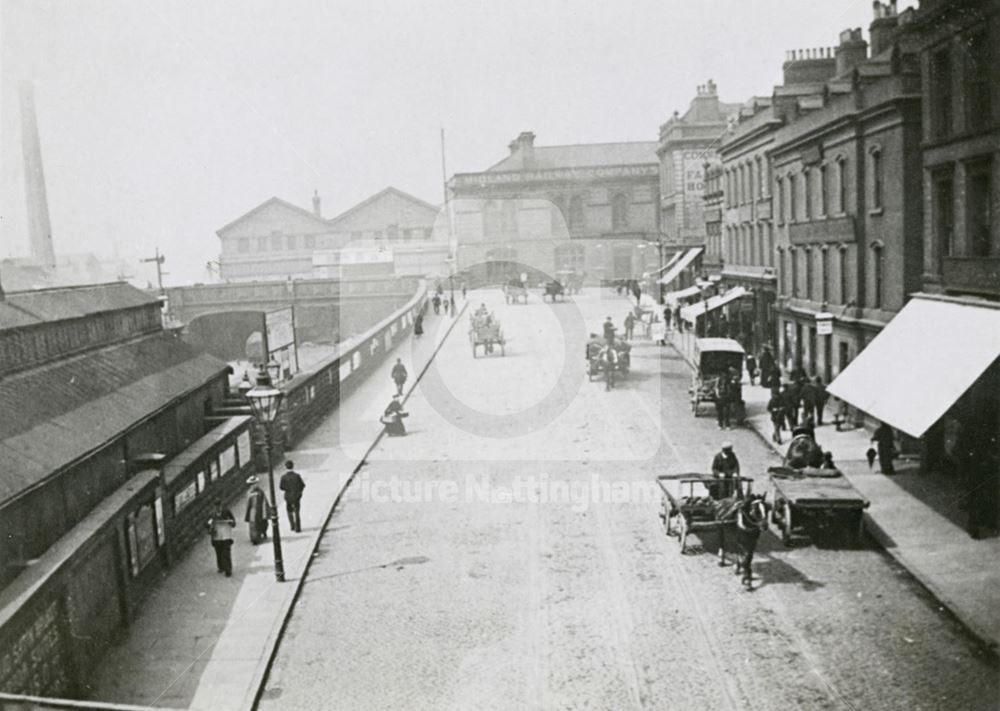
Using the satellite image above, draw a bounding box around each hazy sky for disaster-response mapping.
[1,0,915,286]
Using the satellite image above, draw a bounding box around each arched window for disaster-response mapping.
[776,177,784,224]
[805,247,814,300]
[777,247,786,295]
[611,193,629,230]
[820,245,830,303]
[869,147,884,211]
[838,244,849,304]
[789,173,797,222]
[757,156,766,197]
[483,201,501,239]
[790,247,799,298]
[803,168,812,220]
[836,157,848,214]
[872,241,885,308]
[819,163,829,216]
[569,195,586,231]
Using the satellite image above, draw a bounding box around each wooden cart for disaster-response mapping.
[656,473,755,553]
[768,466,868,546]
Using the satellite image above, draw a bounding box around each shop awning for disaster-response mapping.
[680,286,749,323]
[664,284,703,306]
[651,250,684,276]
[657,247,703,286]
[826,296,1000,438]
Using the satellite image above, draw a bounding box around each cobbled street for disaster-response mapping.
[260,289,997,711]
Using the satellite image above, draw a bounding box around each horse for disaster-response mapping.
[717,493,769,589]
[785,431,824,468]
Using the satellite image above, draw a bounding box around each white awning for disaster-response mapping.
[680,286,748,323]
[827,296,1000,438]
[657,247,704,286]
[652,250,684,276]
[664,284,703,306]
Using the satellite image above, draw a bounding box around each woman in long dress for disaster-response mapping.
[382,395,408,436]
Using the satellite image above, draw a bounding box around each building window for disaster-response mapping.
[748,162,756,201]
[805,248,814,300]
[821,247,830,303]
[838,246,849,305]
[738,165,745,204]
[554,243,585,272]
[305,235,316,250]
[870,148,883,211]
[818,164,828,217]
[423,228,433,240]
[931,47,952,139]
[778,248,786,295]
[767,224,774,268]
[967,160,993,257]
[270,232,283,250]
[611,193,629,230]
[551,197,567,233]
[256,236,267,252]
[285,235,296,250]
[757,156,765,198]
[237,238,249,253]
[569,195,586,231]
[803,168,812,220]
[790,248,799,298]
[964,33,992,132]
[789,173,797,222]
[836,157,847,214]
[776,177,784,224]
[872,243,884,308]
[402,229,412,242]
[933,170,955,259]
[386,224,399,242]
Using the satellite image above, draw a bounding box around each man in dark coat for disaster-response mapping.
[871,422,896,475]
[811,376,829,425]
[782,382,800,430]
[279,461,306,532]
[715,374,733,430]
[624,312,635,340]
[603,317,616,344]
[710,442,741,499]
[767,388,786,445]
[208,499,236,576]
[758,346,775,388]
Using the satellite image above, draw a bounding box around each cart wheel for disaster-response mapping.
[781,500,793,546]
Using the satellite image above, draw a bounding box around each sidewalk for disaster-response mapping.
[89,301,467,710]
[665,325,1000,654]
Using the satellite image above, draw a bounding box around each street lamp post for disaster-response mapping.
[243,367,286,582]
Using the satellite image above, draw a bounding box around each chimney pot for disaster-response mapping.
[312,189,322,218]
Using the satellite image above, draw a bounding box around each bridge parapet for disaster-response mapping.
[165,275,420,311]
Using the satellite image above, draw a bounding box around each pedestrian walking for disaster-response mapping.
[663,306,672,332]
[381,394,409,436]
[603,316,616,343]
[391,358,408,396]
[651,316,665,346]
[767,388,786,445]
[624,312,635,340]
[414,311,424,337]
[710,441,741,499]
[871,421,897,475]
[279,461,306,532]
[758,345,775,388]
[782,381,800,430]
[244,476,269,545]
[811,376,828,425]
[449,295,456,316]
[207,499,236,576]
[714,374,733,430]
[461,281,467,299]
[432,294,441,315]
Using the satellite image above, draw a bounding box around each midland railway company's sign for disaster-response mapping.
[454,164,658,188]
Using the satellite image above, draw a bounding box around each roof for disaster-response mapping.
[0,282,157,329]
[216,196,330,236]
[487,141,659,172]
[695,337,746,355]
[327,187,440,226]
[0,333,228,504]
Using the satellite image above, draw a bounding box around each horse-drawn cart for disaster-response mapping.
[503,280,528,305]
[656,473,755,553]
[768,466,868,546]
[690,338,745,417]
[543,280,565,302]
[469,313,505,357]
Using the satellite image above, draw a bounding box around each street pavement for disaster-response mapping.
[87,301,465,710]
[259,287,999,711]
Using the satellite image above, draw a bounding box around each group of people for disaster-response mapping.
[207,461,306,577]
[764,370,829,445]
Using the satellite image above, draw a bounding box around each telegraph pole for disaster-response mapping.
[141,248,166,294]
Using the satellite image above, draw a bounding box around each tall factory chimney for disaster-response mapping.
[19,81,57,269]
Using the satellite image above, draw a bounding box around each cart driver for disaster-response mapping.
[710,441,742,499]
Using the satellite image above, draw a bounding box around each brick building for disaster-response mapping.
[218,187,446,282]
[448,132,660,284]
[770,8,924,384]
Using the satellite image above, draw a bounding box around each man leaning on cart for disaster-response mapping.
[710,442,742,499]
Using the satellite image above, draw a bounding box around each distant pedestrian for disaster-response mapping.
[871,422,897,475]
[624,312,635,340]
[746,354,757,386]
[714,374,733,430]
[449,295,456,315]
[461,282,467,299]
[432,294,441,315]
[603,316,616,343]
[244,476,269,545]
[279,461,305,532]
[758,345,775,388]
[391,358,408,396]
[414,312,424,337]
[208,499,236,576]
[651,317,665,345]
[812,376,828,425]
[783,381,800,430]
[767,388,786,445]
[663,306,672,332]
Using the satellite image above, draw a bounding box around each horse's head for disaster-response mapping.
[740,494,769,531]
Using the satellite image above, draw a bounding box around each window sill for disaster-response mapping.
[868,207,884,217]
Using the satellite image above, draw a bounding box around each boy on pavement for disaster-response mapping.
[208,499,236,576]
[391,358,408,396]
[279,461,306,533]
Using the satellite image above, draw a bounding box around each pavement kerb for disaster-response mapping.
[245,300,469,711]
[664,331,999,656]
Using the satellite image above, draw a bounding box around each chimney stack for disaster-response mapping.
[19,82,56,269]
[835,28,869,75]
[782,47,837,85]
[508,131,536,166]
[312,189,322,217]
[869,1,900,56]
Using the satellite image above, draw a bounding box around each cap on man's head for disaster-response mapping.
[285,460,294,469]
[721,441,733,450]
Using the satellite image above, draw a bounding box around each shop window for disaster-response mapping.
[967,160,993,257]
[933,170,954,259]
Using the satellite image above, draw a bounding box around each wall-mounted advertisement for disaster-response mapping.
[264,307,299,380]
